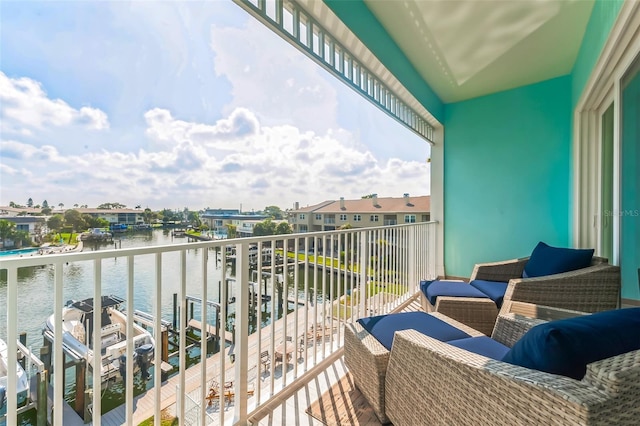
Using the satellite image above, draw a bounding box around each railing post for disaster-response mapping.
[359,231,369,318]
[408,226,416,294]
[234,242,249,425]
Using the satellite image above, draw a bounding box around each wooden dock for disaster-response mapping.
[187,318,234,342]
[100,300,328,425]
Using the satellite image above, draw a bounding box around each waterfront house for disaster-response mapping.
[201,209,270,237]
[74,208,146,226]
[1,1,639,425]
[289,194,430,232]
[0,206,48,247]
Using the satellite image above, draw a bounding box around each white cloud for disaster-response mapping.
[0,71,109,134]
[145,107,260,147]
[1,107,429,210]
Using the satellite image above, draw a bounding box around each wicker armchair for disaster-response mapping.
[345,312,483,424]
[384,306,640,425]
[345,302,565,424]
[421,256,620,335]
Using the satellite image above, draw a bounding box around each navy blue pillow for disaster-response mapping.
[523,241,594,278]
[502,308,640,380]
[357,312,470,350]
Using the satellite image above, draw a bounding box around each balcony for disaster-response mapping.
[0,222,437,425]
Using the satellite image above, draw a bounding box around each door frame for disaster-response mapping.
[574,1,640,266]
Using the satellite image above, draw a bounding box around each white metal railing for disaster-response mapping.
[0,222,437,425]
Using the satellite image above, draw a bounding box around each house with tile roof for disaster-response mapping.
[289,194,429,232]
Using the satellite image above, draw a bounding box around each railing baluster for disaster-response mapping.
[219,248,227,425]
[51,262,64,426]
[153,253,162,425]
[234,242,249,424]
[178,250,186,421]
[199,248,208,426]
[126,255,134,425]
[6,266,18,426]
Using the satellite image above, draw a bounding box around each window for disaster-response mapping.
[299,214,305,220]
[404,215,416,223]
[370,215,379,222]
[422,214,430,222]
[315,214,322,220]
[354,214,361,222]
[339,214,347,221]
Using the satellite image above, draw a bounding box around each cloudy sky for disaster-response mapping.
[0,1,430,212]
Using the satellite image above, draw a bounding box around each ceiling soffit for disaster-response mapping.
[364,0,594,103]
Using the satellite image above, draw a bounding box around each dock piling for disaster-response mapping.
[19,332,27,369]
[74,360,86,419]
[172,293,178,329]
[36,370,47,426]
[40,343,51,380]
[161,329,169,362]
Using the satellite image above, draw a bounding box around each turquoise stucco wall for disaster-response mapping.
[325,0,632,289]
[443,76,572,277]
[323,0,445,122]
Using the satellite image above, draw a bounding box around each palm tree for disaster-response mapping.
[0,219,16,248]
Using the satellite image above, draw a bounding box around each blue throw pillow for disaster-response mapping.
[523,241,594,278]
[502,308,640,380]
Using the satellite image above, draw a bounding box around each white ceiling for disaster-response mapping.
[364,0,595,103]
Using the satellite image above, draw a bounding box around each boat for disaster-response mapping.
[43,295,155,383]
[80,228,113,241]
[0,338,30,415]
[172,229,186,237]
[109,223,128,233]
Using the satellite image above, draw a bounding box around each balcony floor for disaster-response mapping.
[250,297,422,425]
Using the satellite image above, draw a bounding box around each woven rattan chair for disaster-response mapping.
[344,302,562,424]
[421,256,620,335]
[384,306,640,425]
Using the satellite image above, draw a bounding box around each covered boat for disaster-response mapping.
[43,295,154,383]
[0,338,29,416]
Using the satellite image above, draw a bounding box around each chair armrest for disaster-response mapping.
[504,264,621,312]
[492,302,586,347]
[470,257,528,282]
[385,329,609,426]
[491,313,545,347]
[583,349,640,396]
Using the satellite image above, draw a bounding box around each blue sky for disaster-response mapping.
[0,0,430,211]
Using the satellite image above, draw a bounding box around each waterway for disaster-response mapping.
[0,229,339,422]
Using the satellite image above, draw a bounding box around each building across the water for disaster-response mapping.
[0,206,48,247]
[200,209,270,237]
[74,208,145,226]
[289,194,430,232]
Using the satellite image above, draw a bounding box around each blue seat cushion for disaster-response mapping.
[357,311,471,351]
[447,336,510,361]
[469,280,508,308]
[523,241,594,278]
[423,280,489,306]
[502,307,640,380]
[419,279,435,295]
